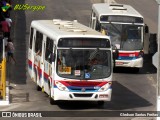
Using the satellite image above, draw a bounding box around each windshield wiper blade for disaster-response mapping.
[110,22,121,34]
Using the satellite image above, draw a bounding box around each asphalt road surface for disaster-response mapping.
[1,0,157,120]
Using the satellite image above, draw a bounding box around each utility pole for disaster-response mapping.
[156,0,160,119]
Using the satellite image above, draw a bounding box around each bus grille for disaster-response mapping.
[73,93,93,97]
[70,87,97,92]
[118,56,137,60]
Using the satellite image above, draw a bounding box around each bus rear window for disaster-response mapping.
[58,38,110,48]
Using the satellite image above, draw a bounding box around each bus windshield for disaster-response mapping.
[101,23,143,50]
[56,49,111,80]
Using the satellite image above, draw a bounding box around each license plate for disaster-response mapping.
[116,62,123,65]
[99,94,108,98]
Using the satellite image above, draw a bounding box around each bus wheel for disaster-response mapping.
[49,92,57,105]
[133,68,139,73]
[48,82,56,105]
[36,80,42,91]
[50,96,56,105]
[97,101,105,106]
[37,84,42,91]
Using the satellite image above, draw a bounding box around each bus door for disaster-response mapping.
[44,37,54,95]
[28,27,35,80]
[34,31,43,86]
[39,36,46,89]
[90,11,97,29]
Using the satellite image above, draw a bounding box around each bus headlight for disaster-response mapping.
[98,82,112,92]
[55,81,69,91]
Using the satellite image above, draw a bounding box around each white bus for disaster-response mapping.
[90,3,145,72]
[28,19,112,105]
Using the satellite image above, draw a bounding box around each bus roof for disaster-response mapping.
[31,20,109,40]
[92,3,143,18]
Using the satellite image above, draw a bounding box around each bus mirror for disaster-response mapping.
[112,45,119,60]
[145,24,149,33]
[92,17,96,20]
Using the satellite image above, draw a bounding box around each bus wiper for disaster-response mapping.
[120,30,128,49]
[110,22,121,34]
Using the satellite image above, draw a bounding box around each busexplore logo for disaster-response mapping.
[1,112,42,118]
[2,112,12,117]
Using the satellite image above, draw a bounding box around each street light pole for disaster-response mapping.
[156,0,160,119]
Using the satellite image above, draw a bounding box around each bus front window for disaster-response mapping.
[57,49,111,80]
[101,23,143,50]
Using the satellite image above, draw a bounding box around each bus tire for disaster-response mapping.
[37,85,42,91]
[97,101,105,106]
[133,68,139,73]
[48,82,57,105]
[50,96,56,105]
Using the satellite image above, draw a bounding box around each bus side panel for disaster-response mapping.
[28,28,36,81]
[34,31,44,88]
[43,37,54,96]
[38,37,45,89]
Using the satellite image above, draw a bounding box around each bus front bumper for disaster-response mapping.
[53,88,112,101]
[115,57,143,68]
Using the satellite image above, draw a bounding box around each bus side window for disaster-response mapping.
[91,11,96,18]
[29,27,33,49]
[35,31,43,56]
[95,20,100,31]
[45,37,53,63]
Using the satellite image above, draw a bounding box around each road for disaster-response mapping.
[0,0,157,120]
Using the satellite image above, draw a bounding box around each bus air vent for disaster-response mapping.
[67,29,87,32]
[63,24,73,27]
[73,93,93,97]
[112,8,127,11]
[73,20,78,22]
[66,26,78,29]
[53,20,73,25]
[109,4,124,7]
[53,19,61,22]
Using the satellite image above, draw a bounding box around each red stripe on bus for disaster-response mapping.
[119,52,139,57]
[28,59,32,65]
[58,81,108,87]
